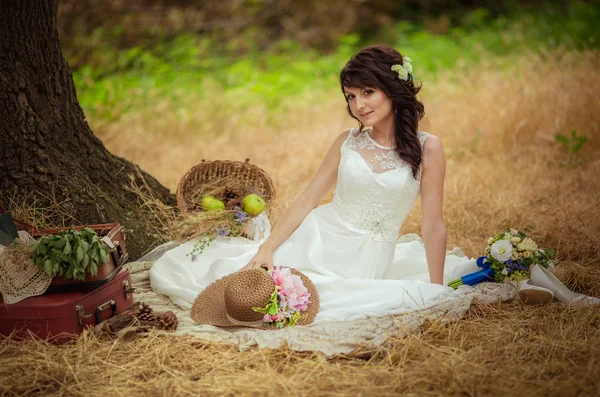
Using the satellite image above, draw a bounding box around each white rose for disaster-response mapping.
[491,240,513,262]
[403,62,413,73]
[397,67,409,81]
[510,236,521,244]
[403,56,412,63]
[511,252,519,260]
[517,237,538,251]
[525,237,538,250]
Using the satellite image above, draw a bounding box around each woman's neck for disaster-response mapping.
[369,115,395,147]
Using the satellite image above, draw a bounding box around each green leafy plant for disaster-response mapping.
[555,130,589,153]
[30,227,110,281]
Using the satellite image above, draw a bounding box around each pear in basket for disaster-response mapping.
[242,194,266,216]
[201,195,225,211]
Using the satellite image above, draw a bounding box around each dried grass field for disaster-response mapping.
[1,49,600,396]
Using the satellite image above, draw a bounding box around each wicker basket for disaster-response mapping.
[176,159,276,215]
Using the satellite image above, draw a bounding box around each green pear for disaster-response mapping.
[242,194,266,216]
[201,195,225,211]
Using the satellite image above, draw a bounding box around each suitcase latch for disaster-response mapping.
[76,304,92,327]
[123,279,136,299]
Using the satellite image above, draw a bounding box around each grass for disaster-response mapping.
[2,44,600,397]
[71,2,600,123]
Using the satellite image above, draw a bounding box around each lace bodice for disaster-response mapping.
[331,128,430,242]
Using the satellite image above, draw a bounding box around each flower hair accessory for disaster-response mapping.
[391,56,413,81]
[252,266,311,328]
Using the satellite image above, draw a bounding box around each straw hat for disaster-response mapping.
[191,267,319,328]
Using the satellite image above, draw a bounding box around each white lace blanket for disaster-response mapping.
[125,259,517,357]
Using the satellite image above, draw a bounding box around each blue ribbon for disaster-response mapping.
[459,256,495,286]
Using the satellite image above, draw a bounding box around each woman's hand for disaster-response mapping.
[239,247,274,272]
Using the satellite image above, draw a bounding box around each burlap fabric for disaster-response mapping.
[191,268,319,328]
[0,231,52,304]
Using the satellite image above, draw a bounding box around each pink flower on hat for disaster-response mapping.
[269,267,311,313]
[253,266,313,327]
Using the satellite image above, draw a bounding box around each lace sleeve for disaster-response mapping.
[417,131,431,181]
[418,131,430,147]
[341,127,359,150]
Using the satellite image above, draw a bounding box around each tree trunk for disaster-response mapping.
[0,0,176,260]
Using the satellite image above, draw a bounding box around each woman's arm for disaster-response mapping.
[420,135,448,285]
[241,129,351,270]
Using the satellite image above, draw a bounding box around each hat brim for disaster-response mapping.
[190,272,240,327]
[190,268,320,328]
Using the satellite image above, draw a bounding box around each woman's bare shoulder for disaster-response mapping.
[421,132,443,153]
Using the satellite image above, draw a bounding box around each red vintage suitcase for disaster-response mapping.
[0,268,135,342]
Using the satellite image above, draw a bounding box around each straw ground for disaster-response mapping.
[1,49,599,396]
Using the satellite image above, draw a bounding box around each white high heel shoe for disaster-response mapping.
[530,264,600,305]
[517,279,554,303]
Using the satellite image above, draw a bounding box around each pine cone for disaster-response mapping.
[222,187,238,202]
[155,311,179,331]
[131,302,156,326]
[137,312,156,326]
[132,302,153,316]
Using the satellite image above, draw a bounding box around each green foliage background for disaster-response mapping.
[66,1,600,122]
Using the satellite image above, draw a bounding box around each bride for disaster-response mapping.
[149,44,481,323]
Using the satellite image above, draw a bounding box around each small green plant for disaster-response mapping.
[30,227,110,281]
[555,130,589,153]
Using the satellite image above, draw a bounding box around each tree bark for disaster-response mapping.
[0,0,176,260]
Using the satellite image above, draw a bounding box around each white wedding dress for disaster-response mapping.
[150,128,480,323]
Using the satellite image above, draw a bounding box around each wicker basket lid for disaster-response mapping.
[176,159,276,215]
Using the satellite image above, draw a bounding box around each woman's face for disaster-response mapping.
[343,86,394,127]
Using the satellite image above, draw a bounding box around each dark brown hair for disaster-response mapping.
[340,44,425,179]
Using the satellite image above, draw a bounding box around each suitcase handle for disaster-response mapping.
[76,300,118,327]
[95,300,117,325]
[111,246,129,267]
[102,229,129,267]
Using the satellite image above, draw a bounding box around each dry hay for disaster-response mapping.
[2,188,81,231]
[2,49,600,395]
[1,302,599,396]
[170,209,243,242]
